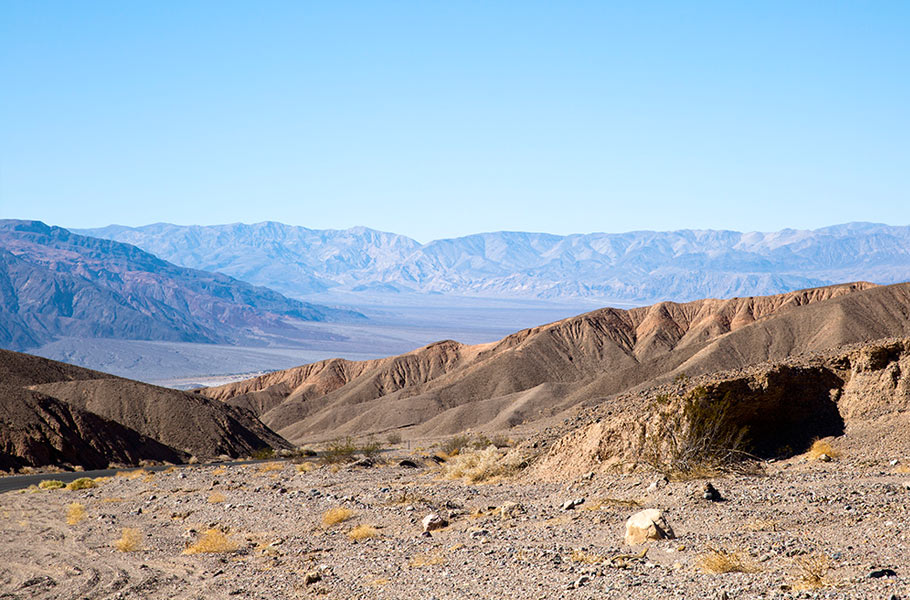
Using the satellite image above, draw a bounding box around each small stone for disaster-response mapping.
[422,513,448,532]
[303,571,321,585]
[561,498,585,511]
[702,483,722,502]
[398,459,419,468]
[646,477,668,493]
[868,568,897,578]
[624,509,675,545]
[818,453,832,462]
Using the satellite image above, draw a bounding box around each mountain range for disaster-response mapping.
[0,220,363,351]
[78,221,910,302]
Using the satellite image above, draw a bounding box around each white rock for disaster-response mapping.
[624,508,676,545]
[422,513,448,532]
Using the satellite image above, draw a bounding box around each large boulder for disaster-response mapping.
[624,508,675,545]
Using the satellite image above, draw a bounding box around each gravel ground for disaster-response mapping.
[1,453,908,600]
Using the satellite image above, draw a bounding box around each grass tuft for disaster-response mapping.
[183,528,238,554]
[807,439,841,461]
[66,503,86,525]
[792,553,831,589]
[322,507,354,528]
[114,528,143,552]
[208,492,226,503]
[38,480,65,490]
[257,462,283,473]
[409,551,445,567]
[696,547,758,574]
[348,524,379,540]
[295,461,317,473]
[66,477,97,491]
[440,447,523,483]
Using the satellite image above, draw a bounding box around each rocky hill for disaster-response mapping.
[78,221,910,302]
[200,281,910,445]
[0,349,291,471]
[0,220,363,351]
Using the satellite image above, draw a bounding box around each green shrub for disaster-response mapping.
[322,437,358,463]
[66,477,97,490]
[251,447,275,460]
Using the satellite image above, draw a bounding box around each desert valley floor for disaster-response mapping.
[2,442,908,600]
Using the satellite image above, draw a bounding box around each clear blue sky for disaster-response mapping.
[1,1,908,242]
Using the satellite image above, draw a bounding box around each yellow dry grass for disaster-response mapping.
[183,529,238,554]
[409,551,445,567]
[295,461,317,473]
[743,517,778,532]
[208,492,226,504]
[322,507,354,528]
[212,466,226,475]
[440,447,521,483]
[66,477,97,491]
[66,503,86,525]
[348,524,379,540]
[114,528,143,552]
[38,480,65,490]
[570,549,606,564]
[117,469,148,480]
[696,548,758,574]
[258,462,283,473]
[791,553,831,589]
[807,439,841,461]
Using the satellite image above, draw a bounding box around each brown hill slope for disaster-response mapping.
[0,349,291,471]
[201,282,910,445]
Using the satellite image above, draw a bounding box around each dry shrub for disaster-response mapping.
[114,528,143,552]
[409,551,445,567]
[348,524,379,540]
[38,480,65,490]
[295,461,317,473]
[639,387,752,477]
[807,439,841,461]
[66,477,97,491]
[117,469,148,480]
[441,447,524,483]
[211,466,226,475]
[743,518,778,532]
[183,529,238,554]
[322,507,354,528]
[66,503,86,525]
[570,549,606,564]
[322,437,358,463]
[696,547,758,574]
[207,492,226,504]
[258,462,283,473]
[388,490,429,505]
[792,553,831,589]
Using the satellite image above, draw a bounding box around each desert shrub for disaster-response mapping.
[792,553,831,589]
[322,437,359,463]
[183,528,238,554]
[409,551,445,567]
[441,447,524,483]
[66,477,97,491]
[38,480,65,490]
[358,437,385,459]
[66,503,86,525]
[114,528,143,552]
[257,462,283,473]
[696,547,758,574]
[322,507,354,527]
[438,434,473,456]
[570,549,606,564]
[295,461,317,473]
[639,387,752,476]
[251,447,275,460]
[386,432,402,445]
[807,439,841,461]
[348,524,379,540]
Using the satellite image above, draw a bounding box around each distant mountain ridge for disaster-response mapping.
[0,220,363,351]
[77,221,910,302]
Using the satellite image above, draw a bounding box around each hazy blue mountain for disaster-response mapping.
[0,220,364,351]
[77,221,910,303]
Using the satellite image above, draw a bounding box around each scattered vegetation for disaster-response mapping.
[570,549,606,564]
[409,551,445,567]
[385,432,402,445]
[807,439,841,461]
[348,524,380,540]
[322,507,354,528]
[388,489,429,505]
[38,480,65,490]
[696,547,758,574]
[322,437,359,463]
[66,502,86,525]
[251,447,276,460]
[183,528,238,554]
[358,437,384,459]
[257,462,284,473]
[441,447,524,483]
[639,387,753,477]
[743,518,778,532]
[114,528,143,552]
[438,433,511,456]
[791,553,832,589]
[295,461,317,473]
[66,477,97,491]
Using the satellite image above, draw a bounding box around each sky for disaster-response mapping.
[1,1,908,242]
